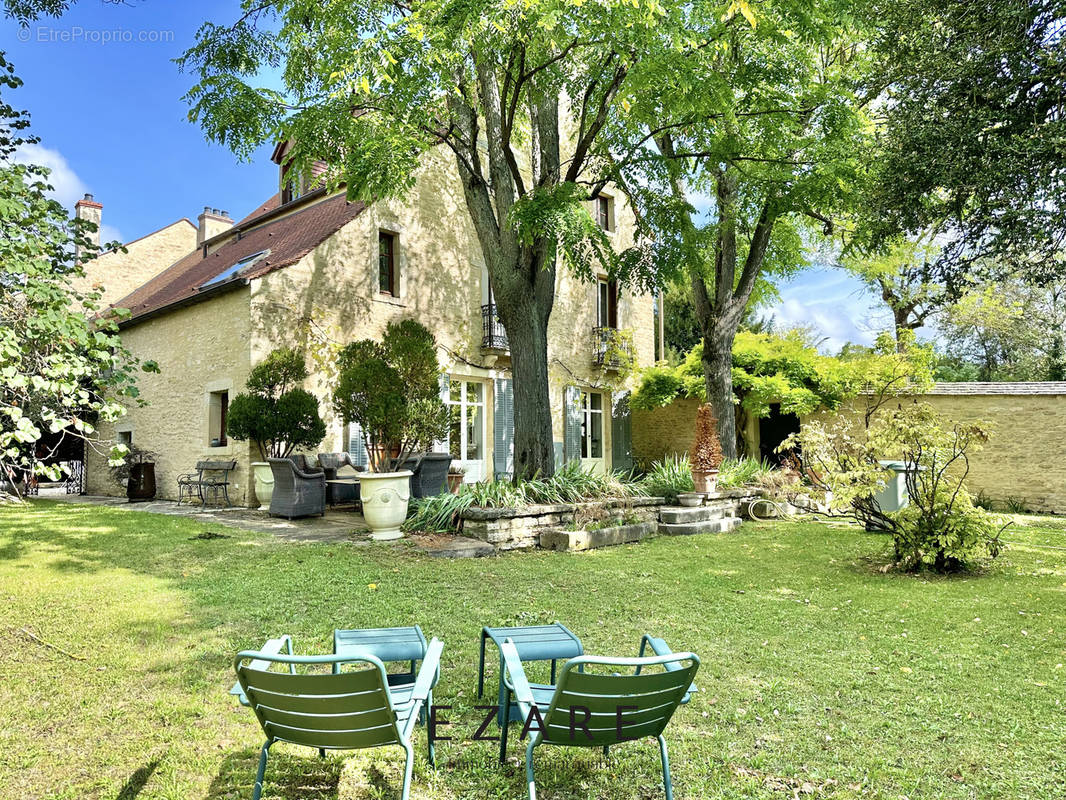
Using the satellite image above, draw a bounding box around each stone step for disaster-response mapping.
[660,505,729,524]
[658,516,742,536]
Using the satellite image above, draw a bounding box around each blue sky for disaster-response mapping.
[1,0,881,351]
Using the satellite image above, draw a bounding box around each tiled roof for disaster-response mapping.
[926,382,1066,396]
[236,193,282,226]
[111,192,367,324]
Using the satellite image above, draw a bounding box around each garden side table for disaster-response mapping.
[333,625,428,686]
[478,622,584,735]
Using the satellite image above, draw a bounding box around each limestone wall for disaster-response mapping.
[824,393,1066,515]
[632,397,701,468]
[85,287,254,504]
[74,219,198,309]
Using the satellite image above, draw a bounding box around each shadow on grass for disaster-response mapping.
[115,759,159,800]
[206,746,428,800]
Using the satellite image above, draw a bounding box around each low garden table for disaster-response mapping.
[333,625,427,685]
[478,622,584,728]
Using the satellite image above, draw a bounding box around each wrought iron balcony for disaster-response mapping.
[481,303,509,352]
[592,326,632,369]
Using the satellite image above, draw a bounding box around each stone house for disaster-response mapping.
[82,147,655,505]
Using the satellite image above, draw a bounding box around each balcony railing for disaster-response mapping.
[592,326,632,369]
[481,303,509,352]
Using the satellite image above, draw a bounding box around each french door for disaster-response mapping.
[579,390,606,474]
[447,379,487,482]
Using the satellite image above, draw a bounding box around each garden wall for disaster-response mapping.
[461,497,665,551]
[632,398,702,467]
[816,383,1066,515]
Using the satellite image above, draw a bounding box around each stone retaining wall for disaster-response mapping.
[460,497,664,551]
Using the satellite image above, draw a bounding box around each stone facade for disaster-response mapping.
[86,147,655,502]
[73,219,198,309]
[85,287,254,504]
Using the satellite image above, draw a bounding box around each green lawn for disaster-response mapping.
[2,501,1065,800]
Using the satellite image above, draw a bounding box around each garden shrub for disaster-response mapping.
[227,348,326,459]
[786,401,1007,572]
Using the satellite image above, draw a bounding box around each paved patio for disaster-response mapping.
[37,489,493,557]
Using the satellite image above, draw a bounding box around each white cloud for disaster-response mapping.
[768,267,884,352]
[12,143,124,243]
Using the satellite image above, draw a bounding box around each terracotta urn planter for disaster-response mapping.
[360,470,412,540]
[691,469,719,495]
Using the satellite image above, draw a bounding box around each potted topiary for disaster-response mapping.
[689,403,724,494]
[227,348,327,509]
[333,320,450,540]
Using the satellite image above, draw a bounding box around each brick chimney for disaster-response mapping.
[197,207,234,247]
[74,193,103,261]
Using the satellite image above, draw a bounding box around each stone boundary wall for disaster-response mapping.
[461,497,664,551]
[816,393,1066,515]
[632,398,701,467]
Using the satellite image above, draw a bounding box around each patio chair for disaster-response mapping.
[267,457,326,519]
[231,635,444,800]
[394,453,452,498]
[317,452,362,506]
[500,635,699,800]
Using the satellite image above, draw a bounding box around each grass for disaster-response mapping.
[2,501,1066,800]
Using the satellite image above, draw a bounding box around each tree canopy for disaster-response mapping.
[0,51,152,490]
[860,0,1066,282]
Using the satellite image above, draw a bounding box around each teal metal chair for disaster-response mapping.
[231,635,443,800]
[501,635,698,800]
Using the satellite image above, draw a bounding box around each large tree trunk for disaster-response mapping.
[701,325,739,460]
[498,288,555,478]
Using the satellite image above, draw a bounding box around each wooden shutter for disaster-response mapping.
[611,391,633,472]
[564,386,583,463]
[493,377,514,479]
[347,423,368,468]
[434,374,451,455]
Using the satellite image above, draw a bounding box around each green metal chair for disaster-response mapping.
[501,634,699,800]
[231,635,443,800]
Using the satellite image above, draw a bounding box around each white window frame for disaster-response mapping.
[447,379,488,479]
[580,391,605,460]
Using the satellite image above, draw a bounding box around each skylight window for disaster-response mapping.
[199,250,269,290]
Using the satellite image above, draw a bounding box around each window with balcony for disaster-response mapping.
[597,278,618,329]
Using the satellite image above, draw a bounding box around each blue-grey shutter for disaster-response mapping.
[493,377,514,479]
[611,391,633,473]
[348,423,368,468]
[564,385,582,463]
[434,373,451,455]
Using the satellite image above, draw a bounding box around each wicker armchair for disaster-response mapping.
[317,452,362,506]
[267,457,326,519]
[394,453,453,498]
